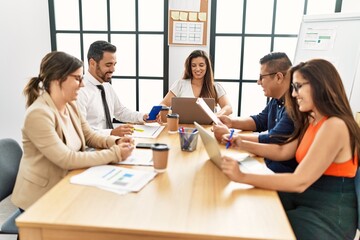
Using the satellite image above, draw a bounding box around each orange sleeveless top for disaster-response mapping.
[296,117,358,177]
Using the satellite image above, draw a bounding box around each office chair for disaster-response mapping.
[355,166,360,240]
[0,138,22,235]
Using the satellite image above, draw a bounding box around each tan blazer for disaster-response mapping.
[12,92,122,210]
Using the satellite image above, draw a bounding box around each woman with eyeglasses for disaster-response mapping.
[220,59,360,239]
[12,51,134,211]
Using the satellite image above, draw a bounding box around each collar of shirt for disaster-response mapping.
[275,98,285,107]
[84,72,103,87]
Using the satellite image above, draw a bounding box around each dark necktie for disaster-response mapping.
[96,85,113,129]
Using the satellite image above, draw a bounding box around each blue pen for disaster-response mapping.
[184,128,198,150]
[226,129,235,149]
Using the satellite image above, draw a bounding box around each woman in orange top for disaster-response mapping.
[220,59,360,239]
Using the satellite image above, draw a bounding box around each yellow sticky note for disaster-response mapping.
[198,12,207,21]
[171,11,180,20]
[179,12,188,21]
[356,112,360,126]
[189,12,197,21]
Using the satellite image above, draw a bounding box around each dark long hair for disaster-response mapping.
[182,50,217,101]
[285,59,360,161]
[23,51,83,108]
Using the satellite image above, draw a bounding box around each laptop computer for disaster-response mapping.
[194,122,274,174]
[171,97,215,124]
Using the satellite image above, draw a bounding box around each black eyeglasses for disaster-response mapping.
[291,82,310,93]
[69,74,84,85]
[259,71,288,81]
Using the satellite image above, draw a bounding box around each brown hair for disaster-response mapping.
[182,50,217,101]
[23,51,83,108]
[285,59,360,161]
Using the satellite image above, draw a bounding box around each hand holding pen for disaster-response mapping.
[225,129,235,149]
[111,124,134,137]
[132,127,144,132]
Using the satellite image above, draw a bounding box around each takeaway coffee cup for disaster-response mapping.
[160,106,170,123]
[151,143,170,172]
[167,113,179,133]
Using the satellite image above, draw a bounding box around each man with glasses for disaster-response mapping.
[213,52,297,173]
[77,40,150,137]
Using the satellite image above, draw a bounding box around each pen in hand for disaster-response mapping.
[225,129,235,149]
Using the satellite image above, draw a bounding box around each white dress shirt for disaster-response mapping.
[77,73,144,136]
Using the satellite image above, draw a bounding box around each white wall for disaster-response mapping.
[0,0,208,142]
[2,0,359,143]
[0,0,51,142]
[168,0,212,87]
[0,0,210,142]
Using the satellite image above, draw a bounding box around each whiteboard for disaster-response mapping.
[294,12,360,114]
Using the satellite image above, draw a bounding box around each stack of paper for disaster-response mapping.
[196,98,222,125]
[70,165,157,195]
[113,123,165,139]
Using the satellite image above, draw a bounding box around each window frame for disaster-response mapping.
[48,0,169,111]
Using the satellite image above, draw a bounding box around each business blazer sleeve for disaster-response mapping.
[23,103,122,170]
[68,101,118,149]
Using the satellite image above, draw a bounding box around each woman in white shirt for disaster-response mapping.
[161,50,232,116]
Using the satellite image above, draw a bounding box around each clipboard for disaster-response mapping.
[196,98,221,125]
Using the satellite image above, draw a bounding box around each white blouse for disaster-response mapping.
[170,79,226,100]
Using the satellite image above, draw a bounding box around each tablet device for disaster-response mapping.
[147,105,162,120]
[194,121,274,174]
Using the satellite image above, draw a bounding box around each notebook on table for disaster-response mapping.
[194,121,274,174]
[171,97,215,124]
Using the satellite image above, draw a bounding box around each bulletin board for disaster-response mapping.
[168,0,209,46]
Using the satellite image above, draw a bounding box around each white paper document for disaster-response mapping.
[301,28,336,51]
[225,152,273,175]
[118,149,153,166]
[113,123,165,139]
[172,21,204,45]
[239,157,274,174]
[70,165,157,194]
[196,98,221,124]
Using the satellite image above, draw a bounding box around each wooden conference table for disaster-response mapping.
[16,124,295,240]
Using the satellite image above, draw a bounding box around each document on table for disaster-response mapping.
[225,152,274,175]
[238,157,274,174]
[118,149,153,166]
[70,165,157,194]
[223,152,274,190]
[113,123,165,139]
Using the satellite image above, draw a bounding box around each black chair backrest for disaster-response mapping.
[355,167,360,230]
[0,138,22,201]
